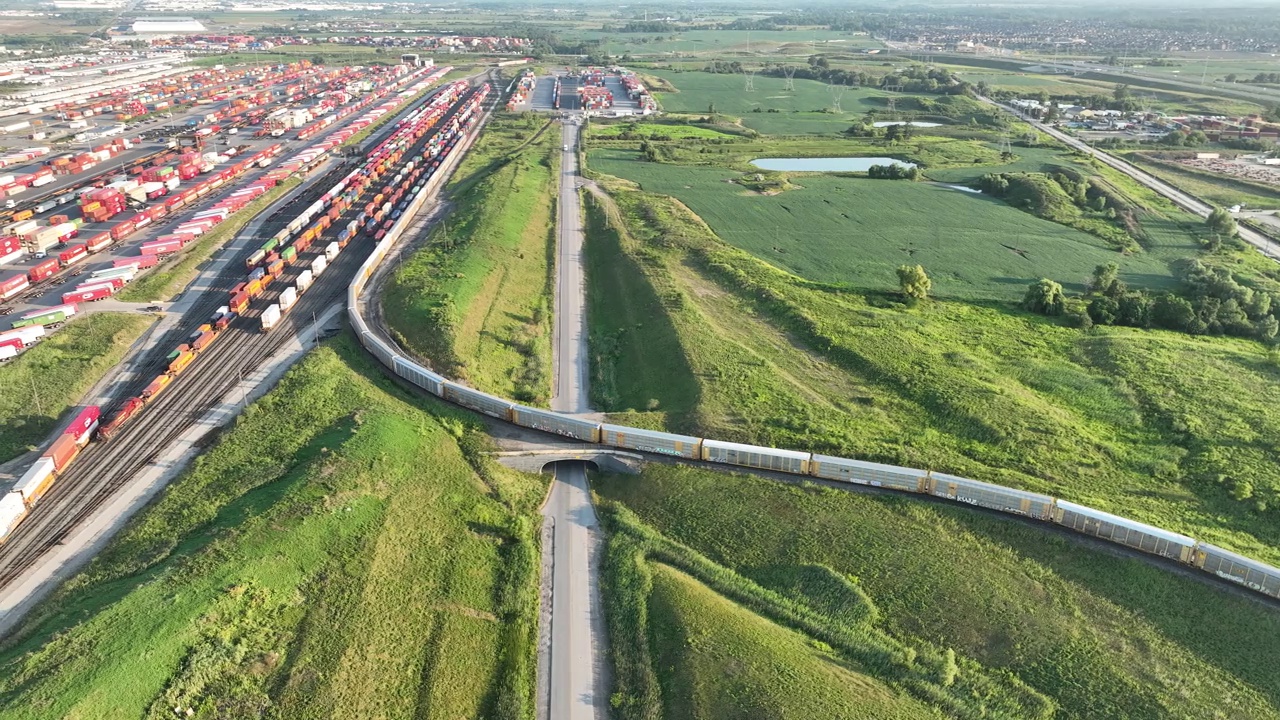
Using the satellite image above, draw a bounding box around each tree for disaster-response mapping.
[1088,262,1125,298]
[1022,278,1067,316]
[311,55,326,66]
[1226,73,1239,83]
[1206,207,1238,237]
[1152,293,1196,331]
[1116,291,1153,327]
[896,264,931,301]
[1087,296,1119,325]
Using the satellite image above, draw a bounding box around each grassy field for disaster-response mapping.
[580,29,883,57]
[383,114,557,403]
[0,313,152,464]
[596,465,1280,720]
[116,179,299,303]
[581,177,1280,565]
[646,70,944,135]
[588,148,1183,301]
[0,335,545,719]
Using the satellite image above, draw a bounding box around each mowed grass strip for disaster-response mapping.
[0,312,153,463]
[0,335,545,719]
[589,148,1178,301]
[596,465,1280,720]
[384,114,557,404]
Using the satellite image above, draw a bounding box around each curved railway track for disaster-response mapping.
[0,80,485,589]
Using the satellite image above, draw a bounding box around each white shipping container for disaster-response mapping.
[0,492,25,538]
[310,255,327,276]
[15,457,57,504]
[296,269,313,292]
[0,344,16,362]
[30,175,54,187]
[0,247,26,265]
[260,304,281,330]
[324,241,339,261]
[279,286,297,311]
[0,325,46,346]
[164,177,180,190]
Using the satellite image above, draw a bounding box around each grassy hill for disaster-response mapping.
[597,464,1280,720]
[0,336,545,719]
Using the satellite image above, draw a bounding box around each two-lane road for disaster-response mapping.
[540,118,605,720]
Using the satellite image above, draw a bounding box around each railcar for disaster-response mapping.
[442,381,512,421]
[1194,543,1280,599]
[601,424,700,459]
[1053,500,1197,562]
[928,471,1056,520]
[809,454,927,492]
[393,356,444,396]
[510,405,601,443]
[701,439,809,474]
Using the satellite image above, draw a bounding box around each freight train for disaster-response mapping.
[0,406,100,539]
[346,100,1280,604]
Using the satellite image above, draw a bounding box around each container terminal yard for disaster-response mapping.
[0,65,495,591]
[0,59,447,347]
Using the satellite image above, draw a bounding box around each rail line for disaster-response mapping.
[0,78,486,589]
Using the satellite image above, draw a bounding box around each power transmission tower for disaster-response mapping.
[998,132,1014,157]
[828,82,848,113]
[886,96,897,118]
[743,68,755,92]
[782,65,796,92]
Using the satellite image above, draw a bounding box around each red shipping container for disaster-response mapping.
[110,221,136,241]
[0,337,22,353]
[62,286,112,303]
[63,406,101,445]
[1,235,19,252]
[114,255,159,269]
[140,239,181,256]
[41,433,81,473]
[86,231,112,253]
[27,258,59,283]
[58,244,88,266]
[1,273,28,300]
[79,277,124,291]
[147,206,167,222]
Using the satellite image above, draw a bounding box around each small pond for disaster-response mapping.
[750,157,918,172]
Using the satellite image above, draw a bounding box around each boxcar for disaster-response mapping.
[701,439,809,474]
[511,405,600,443]
[442,382,512,421]
[393,356,443,396]
[928,471,1056,520]
[809,454,927,492]
[601,424,701,459]
[1195,543,1280,599]
[1053,500,1196,562]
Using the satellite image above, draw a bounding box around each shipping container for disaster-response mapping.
[15,457,56,505]
[42,433,81,473]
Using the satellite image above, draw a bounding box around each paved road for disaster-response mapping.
[985,96,1280,262]
[540,117,605,720]
[552,121,589,414]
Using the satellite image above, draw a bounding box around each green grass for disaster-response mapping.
[0,334,546,719]
[384,114,557,403]
[588,121,739,141]
[596,465,1280,720]
[646,70,975,135]
[582,29,884,57]
[0,313,153,463]
[589,148,1180,301]
[116,179,299,303]
[581,177,1280,565]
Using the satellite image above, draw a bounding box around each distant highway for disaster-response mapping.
[983,96,1280,262]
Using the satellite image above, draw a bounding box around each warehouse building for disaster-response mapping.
[129,17,207,37]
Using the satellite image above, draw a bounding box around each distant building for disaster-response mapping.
[130,17,206,36]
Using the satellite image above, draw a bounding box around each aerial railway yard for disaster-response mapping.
[0,70,493,592]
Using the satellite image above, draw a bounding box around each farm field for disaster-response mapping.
[582,178,1280,567]
[645,70,912,135]
[588,147,1183,301]
[383,114,557,404]
[0,336,545,719]
[0,313,153,465]
[580,29,883,57]
[595,464,1280,720]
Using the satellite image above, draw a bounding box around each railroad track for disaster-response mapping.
[0,82,485,589]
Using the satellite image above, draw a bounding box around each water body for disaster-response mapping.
[939,183,982,193]
[750,157,918,172]
[872,121,943,128]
